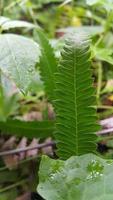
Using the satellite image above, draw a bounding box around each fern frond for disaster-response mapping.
[34,29,57,101]
[54,33,100,160]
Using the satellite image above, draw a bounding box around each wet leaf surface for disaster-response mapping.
[38,153,113,200]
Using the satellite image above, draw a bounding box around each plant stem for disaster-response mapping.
[28,8,37,25]
[0,141,55,156]
[0,155,40,172]
[95,34,104,47]
[97,105,113,110]
[0,179,28,193]
[5,0,23,11]
[97,62,102,104]
[0,0,4,15]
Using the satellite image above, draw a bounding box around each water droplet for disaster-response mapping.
[87,160,104,180]
[49,170,60,181]
[28,68,33,73]
[50,173,56,180]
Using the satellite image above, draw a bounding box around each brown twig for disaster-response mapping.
[0,141,55,157]
[97,128,113,135]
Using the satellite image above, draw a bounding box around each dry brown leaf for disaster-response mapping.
[0,135,54,169]
[26,138,39,157]
[48,103,55,120]
[17,137,27,160]
[3,154,18,169]
[23,111,42,121]
[42,138,53,156]
[100,117,113,129]
[2,136,16,150]
[1,136,18,169]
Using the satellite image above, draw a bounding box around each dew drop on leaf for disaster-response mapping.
[28,68,34,73]
[87,160,104,180]
[50,173,56,180]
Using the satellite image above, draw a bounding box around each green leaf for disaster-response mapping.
[86,0,113,11]
[0,85,18,122]
[92,47,113,65]
[0,119,55,139]
[0,16,9,26]
[0,34,40,92]
[38,154,113,200]
[1,20,36,30]
[0,16,36,31]
[34,29,57,101]
[54,33,100,160]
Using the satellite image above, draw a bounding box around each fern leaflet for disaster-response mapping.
[54,33,100,160]
[34,29,57,101]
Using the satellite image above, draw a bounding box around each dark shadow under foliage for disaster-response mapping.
[31,192,44,200]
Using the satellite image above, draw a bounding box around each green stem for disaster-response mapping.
[97,105,113,110]
[95,34,104,48]
[97,62,102,104]
[104,11,113,32]
[0,0,4,15]
[27,5,38,26]
[0,155,39,172]
[0,179,28,193]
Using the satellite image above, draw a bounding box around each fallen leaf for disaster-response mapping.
[26,139,39,157]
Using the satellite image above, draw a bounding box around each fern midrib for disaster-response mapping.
[74,46,78,155]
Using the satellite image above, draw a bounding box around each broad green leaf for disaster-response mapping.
[0,34,40,92]
[0,16,9,26]
[54,33,100,160]
[34,29,57,101]
[38,154,113,200]
[0,16,36,31]
[1,20,36,30]
[0,119,55,139]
